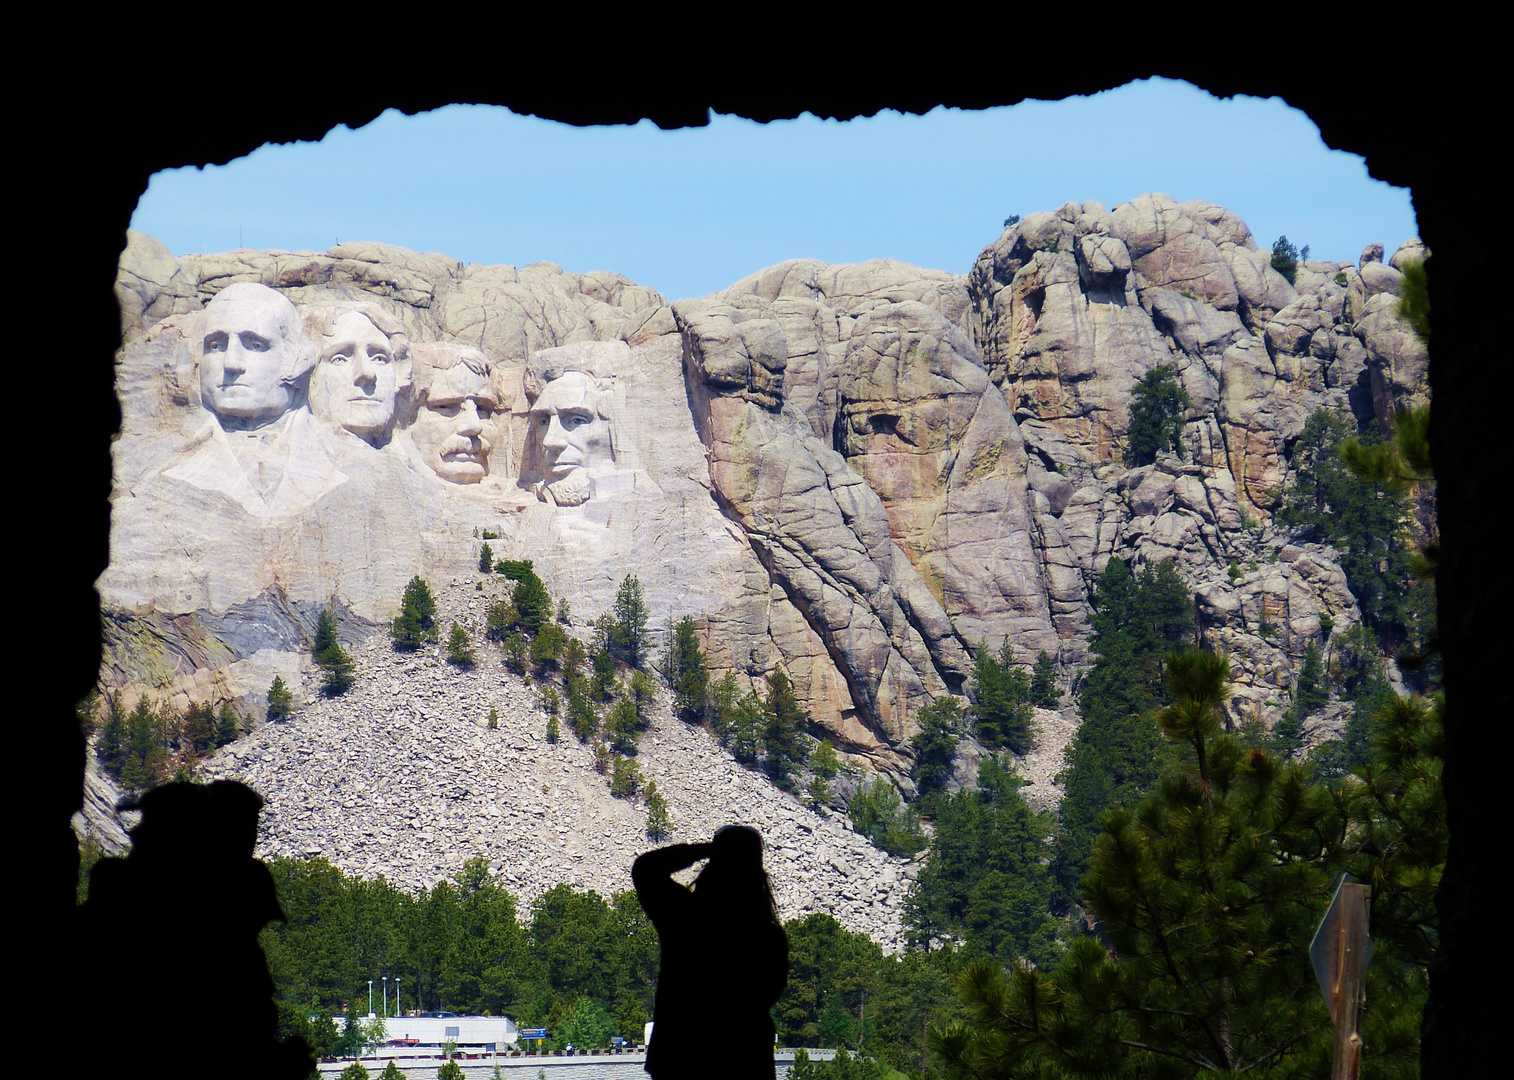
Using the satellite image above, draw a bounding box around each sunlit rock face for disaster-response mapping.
[102,202,1425,770]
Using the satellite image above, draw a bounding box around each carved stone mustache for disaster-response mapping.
[439,434,490,458]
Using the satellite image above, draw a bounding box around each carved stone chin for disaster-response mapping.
[535,471,592,507]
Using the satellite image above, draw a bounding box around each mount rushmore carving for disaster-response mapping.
[102,196,1427,766]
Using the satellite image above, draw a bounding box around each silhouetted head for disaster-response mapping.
[694,825,779,927]
[119,780,265,862]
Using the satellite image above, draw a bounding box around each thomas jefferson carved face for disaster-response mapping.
[530,371,614,492]
[410,353,497,484]
[199,284,312,427]
[312,309,409,444]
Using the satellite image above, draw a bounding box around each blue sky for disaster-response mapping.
[131,78,1417,302]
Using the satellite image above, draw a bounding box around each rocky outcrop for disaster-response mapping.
[102,197,1428,833]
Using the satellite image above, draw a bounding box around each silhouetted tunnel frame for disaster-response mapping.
[42,56,1499,1078]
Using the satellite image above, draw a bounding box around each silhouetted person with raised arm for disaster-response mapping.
[81,781,312,1080]
[634,825,789,1079]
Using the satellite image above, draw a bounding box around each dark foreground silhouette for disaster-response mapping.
[634,826,789,1080]
[80,781,313,1080]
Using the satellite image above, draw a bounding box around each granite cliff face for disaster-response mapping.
[95,196,1426,882]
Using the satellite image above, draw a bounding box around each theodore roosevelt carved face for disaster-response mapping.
[310,305,412,446]
[410,347,497,484]
[199,283,315,428]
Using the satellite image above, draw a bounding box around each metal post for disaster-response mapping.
[368,980,373,1017]
[383,975,388,1019]
[1330,884,1371,1080]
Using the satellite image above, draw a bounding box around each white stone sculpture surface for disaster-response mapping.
[523,342,636,505]
[408,343,497,484]
[308,302,412,446]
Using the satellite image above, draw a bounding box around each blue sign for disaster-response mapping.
[522,1028,547,1039]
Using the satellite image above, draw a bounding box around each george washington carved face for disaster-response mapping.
[199,283,314,428]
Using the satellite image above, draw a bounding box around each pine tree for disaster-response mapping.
[546,712,561,743]
[848,778,925,857]
[339,1063,370,1080]
[98,691,127,771]
[478,542,494,574]
[379,1062,404,1080]
[1053,557,1192,897]
[215,700,240,746]
[763,670,811,789]
[645,780,674,840]
[568,681,598,741]
[497,561,551,634]
[610,574,650,668]
[530,622,567,673]
[1029,650,1059,707]
[934,649,1349,1078]
[1293,639,1327,721]
[971,640,1033,754]
[909,696,962,811]
[391,577,437,651]
[487,706,499,730]
[607,694,641,755]
[663,615,709,722]
[266,676,293,722]
[729,690,765,766]
[501,632,528,675]
[437,1061,465,1080]
[314,609,357,696]
[1125,365,1191,465]
[446,621,476,666]
[709,671,741,737]
[1270,234,1303,284]
[610,755,643,798]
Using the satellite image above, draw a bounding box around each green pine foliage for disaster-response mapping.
[1269,234,1307,284]
[392,577,438,651]
[339,1063,369,1080]
[610,574,650,668]
[313,607,358,694]
[708,671,741,737]
[485,598,517,641]
[848,778,926,857]
[487,707,499,730]
[446,621,475,667]
[763,670,811,789]
[266,676,293,722]
[496,561,551,634]
[501,632,528,676]
[606,694,642,755]
[436,1060,464,1080]
[971,640,1034,754]
[591,645,616,701]
[378,1062,403,1080]
[477,542,494,574]
[1275,409,1414,641]
[1054,556,1192,897]
[1124,364,1191,465]
[662,615,710,722]
[567,680,598,742]
[215,700,240,746]
[530,622,567,674]
[644,780,673,840]
[909,696,962,811]
[1028,650,1059,707]
[905,754,1060,966]
[932,648,1348,1079]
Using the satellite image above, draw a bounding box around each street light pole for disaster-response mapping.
[383,976,388,1019]
[368,980,373,1017]
[396,976,401,1018]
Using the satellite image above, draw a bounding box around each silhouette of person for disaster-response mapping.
[633,825,789,1080]
[81,781,313,1080]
